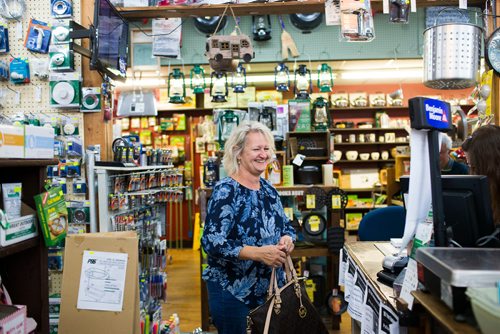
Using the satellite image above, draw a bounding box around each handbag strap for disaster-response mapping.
[263,295,275,334]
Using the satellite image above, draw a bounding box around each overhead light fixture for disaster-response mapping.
[114,78,166,88]
[341,69,422,80]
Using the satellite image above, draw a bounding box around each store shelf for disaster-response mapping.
[0,238,39,259]
[118,2,485,19]
[334,142,408,146]
[334,159,395,163]
[292,247,329,258]
[0,158,58,167]
[118,1,326,19]
[331,127,408,132]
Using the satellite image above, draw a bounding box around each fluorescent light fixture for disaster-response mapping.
[341,69,422,80]
[114,78,167,87]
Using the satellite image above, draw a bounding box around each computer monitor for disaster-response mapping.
[400,175,496,247]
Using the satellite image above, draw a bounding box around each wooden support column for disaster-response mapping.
[81,0,113,160]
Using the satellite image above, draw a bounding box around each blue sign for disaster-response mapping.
[424,98,450,129]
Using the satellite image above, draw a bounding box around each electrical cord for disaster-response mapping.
[476,226,500,247]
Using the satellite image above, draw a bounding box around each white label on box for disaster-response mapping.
[0,305,26,334]
[0,214,38,247]
[77,250,128,312]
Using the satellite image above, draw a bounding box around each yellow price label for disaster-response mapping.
[284,207,294,221]
[308,216,321,232]
[306,194,316,209]
[331,195,341,209]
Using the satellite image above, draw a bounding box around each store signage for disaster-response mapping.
[408,97,452,131]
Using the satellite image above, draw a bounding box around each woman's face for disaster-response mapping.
[238,131,271,176]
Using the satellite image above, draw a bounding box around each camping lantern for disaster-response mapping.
[312,97,330,131]
[168,68,186,104]
[210,71,228,103]
[317,63,334,92]
[232,63,247,93]
[294,64,312,100]
[218,109,240,149]
[190,65,206,94]
[274,62,290,92]
[258,106,274,131]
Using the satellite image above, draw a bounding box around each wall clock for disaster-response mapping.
[486,27,500,74]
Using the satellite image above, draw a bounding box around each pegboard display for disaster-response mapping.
[0,0,84,140]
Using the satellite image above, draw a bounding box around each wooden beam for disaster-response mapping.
[81,0,113,161]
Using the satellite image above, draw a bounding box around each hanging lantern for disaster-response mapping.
[294,64,312,100]
[190,65,206,94]
[232,63,247,93]
[218,109,240,149]
[168,68,186,104]
[258,106,274,130]
[312,97,330,131]
[210,71,228,103]
[274,62,290,92]
[317,63,334,92]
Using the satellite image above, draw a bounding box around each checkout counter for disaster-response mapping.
[341,242,496,334]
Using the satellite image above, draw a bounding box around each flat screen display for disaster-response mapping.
[91,0,129,81]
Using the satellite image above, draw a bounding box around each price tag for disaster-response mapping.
[14,91,20,105]
[382,0,389,14]
[331,195,341,209]
[325,0,341,26]
[16,22,22,40]
[306,194,316,209]
[410,0,416,12]
[292,154,305,166]
[284,207,294,221]
[459,0,467,9]
[34,86,42,102]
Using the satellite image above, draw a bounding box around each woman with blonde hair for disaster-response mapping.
[201,121,295,334]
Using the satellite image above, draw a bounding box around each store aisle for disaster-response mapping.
[163,249,351,334]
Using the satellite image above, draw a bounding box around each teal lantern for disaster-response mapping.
[168,68,186,104]
[312,97,330,131]
[190,65,206,94]
[218,110,240,149]
[317,63,334,92]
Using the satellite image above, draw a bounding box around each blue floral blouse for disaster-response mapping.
[201,177,296,307]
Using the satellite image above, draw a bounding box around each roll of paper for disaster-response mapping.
[322,164,334,186]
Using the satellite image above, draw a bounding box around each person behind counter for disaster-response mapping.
[201,121,296,334]
[440,133,469,175]
[462,124,500,225]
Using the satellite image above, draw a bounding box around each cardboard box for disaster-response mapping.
[288,100,311,132]
[0,203,38,247]
[24,125,55,159]
[59,232,140,334]
[0,304,26,334]
[0,125,24,158]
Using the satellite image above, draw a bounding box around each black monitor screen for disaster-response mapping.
[91,0,128,81]
[400,175,495,247]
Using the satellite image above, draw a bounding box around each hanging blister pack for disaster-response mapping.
[49,72,81,108]
[24,19,51,53]
[51,20,71,44]
[49,44,74,71]
[0,24,9,53]
[9,57,30,84]
[51,0,73,18]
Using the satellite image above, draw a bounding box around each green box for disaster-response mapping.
[34,187,68,247]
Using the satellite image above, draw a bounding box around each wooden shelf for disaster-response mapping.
[334,159,395,163]
[0,238,39,259]
[334,142,408,146]
[331,128,408,132]
[118,1,326,19]
[292,247,329,258]
[0,159,58,167]
[117,2,485,19]
[331,106,408,112]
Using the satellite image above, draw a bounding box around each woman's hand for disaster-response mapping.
[278,235,294,254]
[258,245,287,268]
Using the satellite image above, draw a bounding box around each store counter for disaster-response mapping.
[342,242,480,334]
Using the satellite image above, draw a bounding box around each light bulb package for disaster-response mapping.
[9,57,30,84]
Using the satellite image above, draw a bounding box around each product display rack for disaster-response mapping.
[0,158,58,334]
[91,164,186,329]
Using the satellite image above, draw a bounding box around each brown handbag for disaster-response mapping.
[246,255,329,334]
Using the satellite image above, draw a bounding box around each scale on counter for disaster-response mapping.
[416,247,500,321]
